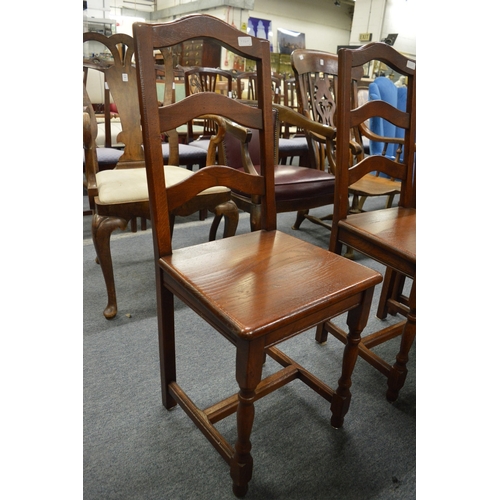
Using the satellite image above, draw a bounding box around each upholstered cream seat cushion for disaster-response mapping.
[96,118,124,148]
[96,165,229,204]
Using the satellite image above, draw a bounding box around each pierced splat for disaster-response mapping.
[313,75,335,127]
[188,73,203,93]
[83,32,144,165]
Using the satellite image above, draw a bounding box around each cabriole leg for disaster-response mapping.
[92,214,128,319]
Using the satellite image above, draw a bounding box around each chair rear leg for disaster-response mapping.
[377,267,400,319]
[386,281,416,402]
[209,200,239,241]
[157,283,177,410]
[292,209,308,230]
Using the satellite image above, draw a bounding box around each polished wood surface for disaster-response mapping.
[317,42,416,402]
[134,14,382,497]
[83,32,238,319]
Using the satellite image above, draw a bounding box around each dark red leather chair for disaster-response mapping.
[214,105,336,231]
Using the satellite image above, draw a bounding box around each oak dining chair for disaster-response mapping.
[134,14,383,497]
[315,42,416,402]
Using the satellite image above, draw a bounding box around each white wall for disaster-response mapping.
[381,0,416,56]
[349,0,415,57]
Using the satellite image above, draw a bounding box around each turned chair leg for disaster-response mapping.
[331,287,375,428]
[386,281,416,402]
[92,214,128,319]
[230,338,265,498]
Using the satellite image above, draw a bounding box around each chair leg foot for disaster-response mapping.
[343,246,355,260]
[230,396,255,497]
[386,283,416,402]
[315,323,328,344]
[330,391,351,429]
[292,209,308,230]
[103,303,118,320]
[331,287,375,426]
[232,483,249,498]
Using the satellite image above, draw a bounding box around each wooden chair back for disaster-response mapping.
[291,49,363,170]
[84,33,189,170]
[184,66,234,95]
[133,15,277,257]
[235,71,282,104]
[83,32,144,168]
[282,77,301,138]
[332,42,416,231]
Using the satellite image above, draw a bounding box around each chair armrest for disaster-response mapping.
[198,114,228,166]
[273,102,363,157]
[359,122,404,146]
[272,102,335,142]
[217,117,259,176]
[358,122,405,160]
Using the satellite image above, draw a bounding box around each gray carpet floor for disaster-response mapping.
[83,197,415,499]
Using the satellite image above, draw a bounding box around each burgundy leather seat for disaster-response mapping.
[221,112,335,230]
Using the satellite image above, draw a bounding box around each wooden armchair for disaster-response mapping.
[316,42,416,402]
[134,14,382,497]
[291,48,401,212]
[83,32,239,319]
[212,101,336,232]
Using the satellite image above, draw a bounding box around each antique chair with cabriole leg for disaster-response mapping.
[83,32,239,319]
[316,42,416,403]
[134,14,383,498]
